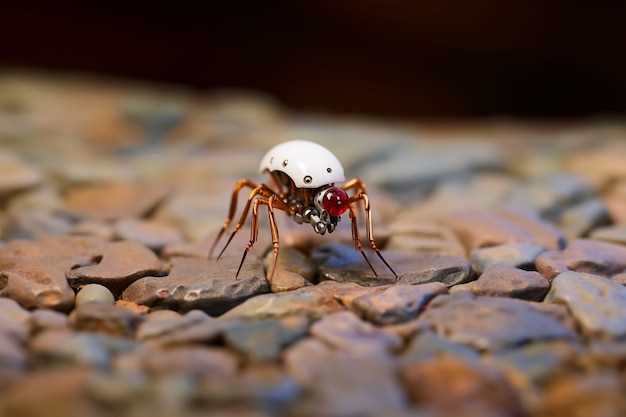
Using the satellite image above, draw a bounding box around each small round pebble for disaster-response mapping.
[75,284,114,306]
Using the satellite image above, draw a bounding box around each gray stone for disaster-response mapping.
[591,225,626,246]
[470,242,545,273]
[417,294,576,350]
[451,265,550,301]
[546,271,626,338]
[264,247,314,293]
[313,243,471,287]
[310,311,402,354]
[558,199,610,239]
[398,331,480,365]
[29,309,68,333]
[70,302,141,337]
[137,309,223,346]
[222,315,309,361]
[122,255,269,314]
[140,346,239,378]
[352,283,448,325]
[386,222,465,257]
[113,219,183,251]
[537,239,626,279]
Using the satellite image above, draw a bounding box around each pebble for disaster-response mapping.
[75,284,114,306]
[546,271,626,338]
[536,239,626,279]
[417,294,576,351]
[313,243,471,287]
[113,219,183,251]
[351,283,448,325]
[451,265,550,301]
[470,242,545,273]
[122,255,269,314]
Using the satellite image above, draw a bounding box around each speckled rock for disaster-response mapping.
[310,311,402,354]
[536,239,626,279]
[546,271,626,339]
[352,283,447,325]
[417,294,576,351]
[314,243,471,287]
[223,315,309,361]
[451,265,550,301]
[470,242,545,273]
[122,255,269,314]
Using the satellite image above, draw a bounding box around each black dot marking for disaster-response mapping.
[303,175,312,184]
[282,159,288,167]
[327,167,332,173]
[270,156,274,164]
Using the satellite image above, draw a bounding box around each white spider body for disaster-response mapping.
[259,140,345,188]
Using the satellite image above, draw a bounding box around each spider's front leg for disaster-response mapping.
[348,204,378,277]
[349,189,399,279]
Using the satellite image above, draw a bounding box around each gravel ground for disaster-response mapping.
[1,74,626,417]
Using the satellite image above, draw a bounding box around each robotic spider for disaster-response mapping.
[209,140,398,280]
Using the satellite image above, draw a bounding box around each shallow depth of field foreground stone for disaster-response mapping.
[1,74,626,417]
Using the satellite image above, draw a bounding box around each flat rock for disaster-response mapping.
[438,209,565,252]
[63,182,169,221]
[401,357,527,417]
[222,315,309,361]
[29,309,68,333]
[140,346,239,378]
[69,302,142,337]
[137,309,222,346]
[398,331,480,365]
[284,338,407,416]
[0,152,42,199]
[313,243,471,287]
[451,265,550,301]
[122,255,269,314]
[67,240,165,294]
[590,225,626,246]
[546,271,626,339]
[386,222,465,257]
[221,281,353,319]
[557,198,610,239]
[113,219,183,251]
[310,311,402,354]
[536,239,626,279]
[470,242,545,273]
[417,294,576,351]
[264,247,314,292]
[352,283,448,325]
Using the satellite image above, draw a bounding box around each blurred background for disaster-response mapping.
[2,1,626,117]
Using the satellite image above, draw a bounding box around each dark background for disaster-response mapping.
[2,1,626,117]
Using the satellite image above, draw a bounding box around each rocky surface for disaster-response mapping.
[1,74,626,416]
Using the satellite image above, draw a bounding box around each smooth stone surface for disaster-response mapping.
[398,331,480,365]
[67,241,165,294]
[352,283,448,325]
[122,255,269,314]
[536,239,626,279]
[386,222,465,257]
[113,219,184,251]
[313,243,471,287]
[310,311,402,354]
[417,294,576,351]
[264,247,314,293]
[546,271,626,339]
[137,309,222,346]
[401,357,527,417]
[222,315,309,361]
[470,242,545,273]
[558,198,610,239]
[285,338,407,416]
[140,346,238,378]
[63,182,170,221]
[29,309,68,333]
[451,265,550,301]
[75,284,114,306]
[70,302,141,337]
[590,225,626,246]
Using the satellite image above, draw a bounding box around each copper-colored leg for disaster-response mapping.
[348,204,378,277]
[209,179,258,258]
[267,195,281,281]
[235,197,266,278]
[350,192,399,279]
[217,184,274,260]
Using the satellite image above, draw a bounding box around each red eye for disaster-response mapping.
[322,187,349,216]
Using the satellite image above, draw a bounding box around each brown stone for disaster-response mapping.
[70,302,141,337]
[536,239,626,279]
[386,222,466,257]
[113,219,183,251]
[122,255,269,314]
[451,265,550,301]
[137,309,222,346]
[64,182,169,221]
[141,346,239,378]
[401,357,528,417]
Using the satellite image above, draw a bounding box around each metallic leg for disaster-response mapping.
[235,197,267,278]
[267,195,281,281]
[351,193,398,279]
[209,179,258,258]
[348,204,378,277]
[216,184,275,260]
